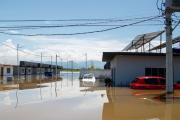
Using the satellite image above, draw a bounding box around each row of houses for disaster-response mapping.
[0,61,63,76]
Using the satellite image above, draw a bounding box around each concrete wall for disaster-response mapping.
[26,67,32,75]
[111,55,180,86]
[0,67,2,76]
[13,66,25,75]
[2,66,14,76]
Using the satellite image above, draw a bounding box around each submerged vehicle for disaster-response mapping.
[130,76,180,89]
[82,73,96,82]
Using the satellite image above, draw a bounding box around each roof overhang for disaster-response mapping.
[102,52,180,62]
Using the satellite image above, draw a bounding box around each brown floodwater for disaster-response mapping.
[0,73,180,120]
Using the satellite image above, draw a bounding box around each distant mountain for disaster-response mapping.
[44,60,105,69]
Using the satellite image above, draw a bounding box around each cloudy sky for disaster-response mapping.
[0,0,179,65]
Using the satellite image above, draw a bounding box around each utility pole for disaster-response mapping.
[51,56,53,79]
[40,52,43,85]
[165,4,174,94]
[71,60,73,86]
[56,54,58,78]
[16,44,20,83]
[40,52,42,75]
[85,53,88,73]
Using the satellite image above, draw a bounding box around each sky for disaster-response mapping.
[0,0,179,65]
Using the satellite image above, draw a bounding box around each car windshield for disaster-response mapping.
[83,74,94,79]
[131,78,138,83]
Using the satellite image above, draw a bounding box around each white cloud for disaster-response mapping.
[0,37,129,64]
[23,36,128,61]
[7,30,19,34]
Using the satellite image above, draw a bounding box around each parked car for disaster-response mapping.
[130,76,180,89]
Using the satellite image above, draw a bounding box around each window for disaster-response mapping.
[145,68,151,76]
[21,68,25,74]
[159,68,166,77]
[145,68,166,77]
[152,68,158,76]
[7,68,11,74]
[145,78,159,85]
[28,69,31,73]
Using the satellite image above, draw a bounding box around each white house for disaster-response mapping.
[0,64,14,76]
[103,52,180,86]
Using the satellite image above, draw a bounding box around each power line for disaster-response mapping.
[0,15,162,36]
[0,16,163,30]
[0,42,51,58]
[0,23,165,29]
[0,15,163,22]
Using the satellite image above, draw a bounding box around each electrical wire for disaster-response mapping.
[0,15,162,36]
[0,15,164,22]
[0,42,51,58]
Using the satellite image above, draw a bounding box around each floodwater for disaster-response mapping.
[0,72,180,120]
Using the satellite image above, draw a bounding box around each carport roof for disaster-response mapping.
[102,52,180,62]
[122,31,164,51]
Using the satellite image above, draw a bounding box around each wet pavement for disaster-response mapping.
[0,72,180,120]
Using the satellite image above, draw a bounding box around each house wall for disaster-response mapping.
[25,67,32,75]
[111,55,180,86]
[0,66,2,76]
[32,68,41,75]
[13,66,26,75]
[3,66,13,76]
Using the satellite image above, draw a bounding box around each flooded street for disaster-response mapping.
[0,72,180,120]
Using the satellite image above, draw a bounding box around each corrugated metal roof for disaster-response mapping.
[123,31,164,51]
[149,36,180,51]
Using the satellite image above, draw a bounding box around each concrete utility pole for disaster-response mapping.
[17,44,20,83]
[51,56,53,79]
[85,53,88,73]
[165,6,173,94]
[40,52,42,75]
[71,60,73,86]
[56,54,58,77]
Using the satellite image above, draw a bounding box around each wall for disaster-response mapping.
[13,66,26,75]
[110,55,178,86]
[3,66,14,76]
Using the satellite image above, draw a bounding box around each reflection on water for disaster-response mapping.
[103,88,180,120]
[0,72,180,120]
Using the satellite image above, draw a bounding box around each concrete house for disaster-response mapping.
[103,52,180,86]
[13,66,26,76]
[0,64,14,76]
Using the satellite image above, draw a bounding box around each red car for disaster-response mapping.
[130,76,180,89]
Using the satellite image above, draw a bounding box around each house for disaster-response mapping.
[13,66,26,76]
[0,64,14,76]
[0,61,63,77]
[102,52,180,86]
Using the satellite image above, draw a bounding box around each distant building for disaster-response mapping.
[0,64,14,76]
[103,52,180,86]
[0,61,63,76]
